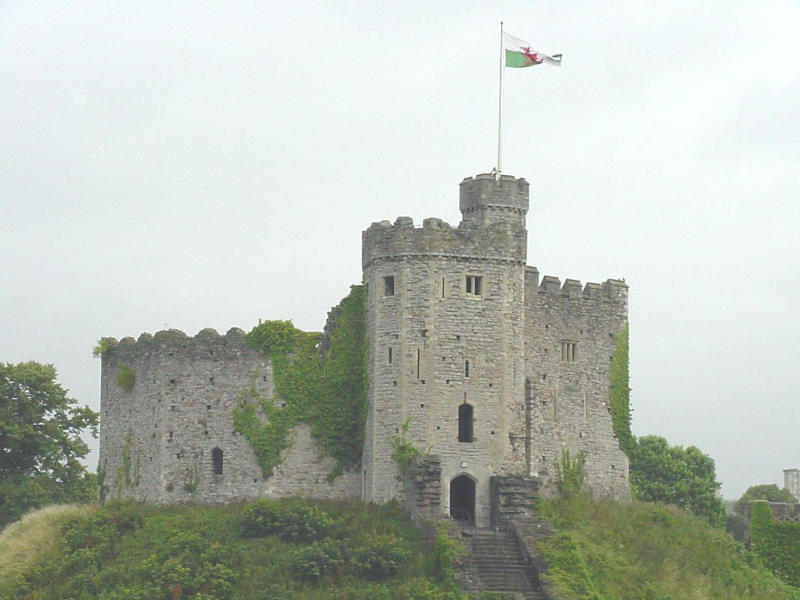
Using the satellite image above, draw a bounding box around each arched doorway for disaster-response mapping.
[450,474,476,524]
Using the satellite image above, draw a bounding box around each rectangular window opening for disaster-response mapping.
[388,347,393,364]
[416,348,420,379]
[383,275,395,296]
[466,275,483,296]
[561,342,577,362]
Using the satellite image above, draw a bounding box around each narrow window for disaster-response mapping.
[458,403,474,442]
[561,342,577,362]
[465,360,470,378]
[441,277,446,298]
[212,447,223,475]
[388,347,393,364]
[416,348,421,379]
[466,275,483,296]
[383,275,395,296]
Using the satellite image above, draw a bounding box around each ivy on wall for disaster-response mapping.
[608,324,634,455]
[750,501,800,588]
[234,285,368,479]
[116,365,135,392]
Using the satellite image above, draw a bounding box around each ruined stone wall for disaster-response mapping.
[523,269,630,500]
[362,174,529,526]
[99,328,359,503]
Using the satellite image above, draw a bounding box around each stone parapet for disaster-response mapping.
[362,215,527,269]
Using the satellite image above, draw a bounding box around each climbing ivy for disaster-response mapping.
[608,324,634,455]
[749,501,800,588]
[235,285,368,479]
[390,420,420,475]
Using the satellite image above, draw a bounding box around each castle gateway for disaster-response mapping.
[99,173,630,526]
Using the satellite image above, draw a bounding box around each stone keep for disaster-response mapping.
[362,173,629,525]
[99,172,630,525]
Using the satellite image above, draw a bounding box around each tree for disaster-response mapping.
[0,361,99,527]
[735,484,798,514]
[629,435,726,527]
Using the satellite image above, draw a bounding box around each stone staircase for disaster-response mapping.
[467,527,546,599]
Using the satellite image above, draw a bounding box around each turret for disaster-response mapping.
[459,173,529,229]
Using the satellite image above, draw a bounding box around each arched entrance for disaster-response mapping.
[449,474,476,524]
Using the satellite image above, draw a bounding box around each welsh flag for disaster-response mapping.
[504,32,562,67]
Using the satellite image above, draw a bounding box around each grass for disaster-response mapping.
[536,494,800,600]
[0,499,466,600]
[4,496,797,600]
[0,504,94,593]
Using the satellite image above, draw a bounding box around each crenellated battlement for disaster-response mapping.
[525,268,628,303]
[459,173,529,229]
[101,327,251,363]
[99,170,630,516]
[362,214,527,269]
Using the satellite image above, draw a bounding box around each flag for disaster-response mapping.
[503,32,562,68]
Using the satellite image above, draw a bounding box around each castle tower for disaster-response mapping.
[361,174,530,525]
[785,468,800,500]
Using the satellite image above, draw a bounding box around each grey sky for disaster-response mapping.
[1,1,798,499]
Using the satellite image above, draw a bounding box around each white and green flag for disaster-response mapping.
[503,32,562,68]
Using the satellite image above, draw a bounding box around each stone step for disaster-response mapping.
[466,528,542,597]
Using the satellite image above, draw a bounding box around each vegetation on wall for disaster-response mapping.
[608,324,634,455]
[556,449,585,497]
[749,501,800,588]
[116,364,135,391]
[391,420,420,474]
[91,337,116,357]
[235,285,368,479]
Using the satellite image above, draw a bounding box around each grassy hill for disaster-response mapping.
[534,495,798,600]
[1,496,796,600]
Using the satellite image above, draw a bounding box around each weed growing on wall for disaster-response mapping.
[608,324,634,455]
[390,420,420,474]
[236,285,368,479]
[116,364,135,391]
[750,501,800,588]
[556,449,585,497]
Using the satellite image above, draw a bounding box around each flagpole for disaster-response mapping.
[497,21,504,179]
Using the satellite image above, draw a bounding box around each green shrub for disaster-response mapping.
[241,498,332,542]
[291,540,344,581]
[432,521,464,582]
[350,533,411,580]
[116,364,135,391]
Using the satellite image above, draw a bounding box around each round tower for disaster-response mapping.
[361,174,530,526]
[459,173,529,230]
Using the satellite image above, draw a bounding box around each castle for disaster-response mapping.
[99,173,630,526]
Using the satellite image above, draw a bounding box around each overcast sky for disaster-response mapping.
[1,1,798,499]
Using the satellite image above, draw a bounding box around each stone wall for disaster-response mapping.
[362,175,529,526]
[524,268,630,500]
[99,328,359,503]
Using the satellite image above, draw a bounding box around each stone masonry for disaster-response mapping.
[100,172,630,521]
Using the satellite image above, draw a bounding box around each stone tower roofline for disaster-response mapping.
[459,173,529,228]
[100,327,250,358]
[527,268,628,304]
[362,173,530,270]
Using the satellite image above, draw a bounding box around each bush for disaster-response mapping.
[116,365,135,391]
[241,498,332,542]
[291,540,344,581]
[350,533,411,580]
